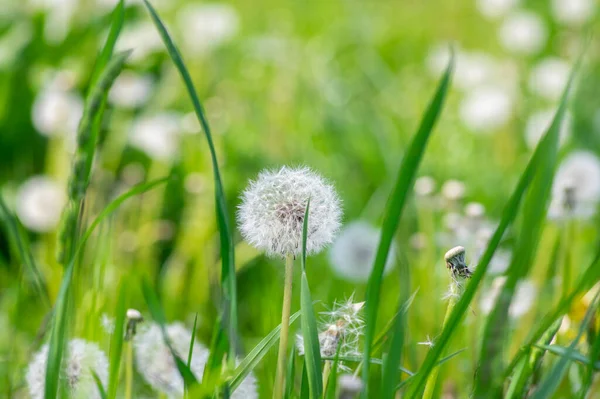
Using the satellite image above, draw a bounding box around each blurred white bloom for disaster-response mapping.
[524,109,571,149]
[32,86,83,140]
[487,249,512,275]
[459,86,513,132]
[338,374,363,399]
[414,176,436,197]
[328,222,396,282]
[237,166,342,257]
[127,309,143,321]
[115,22,163,62]
[454,52,496,90]
[130,113,182,161]
[498,11,547,55]
[27,0,77,43]
[549,151,600,220]
[108,71,153,109]
[479,278,537,318]
[425,44,453,77]
[441,180,466,202]
[135,322,257,398]
[101,314,115,334]
[528,58,570,101]
[16,176,66,232]
[551,0,595,25]
[176,4,239,55]
[464,202,485,219]
[26,338,109,399]
[476,0,520,18]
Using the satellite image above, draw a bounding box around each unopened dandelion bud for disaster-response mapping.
[338,374,363,399]
[445,246,471,279]
[125,308,144,341]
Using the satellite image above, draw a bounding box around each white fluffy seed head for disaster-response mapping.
[459,86,513,132]
[524,108,571,149]
[134,322,257,399]
[237,166,342,257]
[129,113,182,161]
[528,58,570,101]
[26,338,109,399]
[16,176,66,232]
[498,11,547,55]
[328,221,396,282]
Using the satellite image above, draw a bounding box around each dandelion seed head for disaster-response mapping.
[16,176,66,232]
[176,4,239,55]
[328,221,396,282]
[476,0,519,18]
[26,339,109,399]
[130,113,182,161]
[108,71,153,109]
[454,51,497,90]
[528,58,570,101]
[525,108,571,149]
[549,151,600,220]
[414,176,436,197]
[32,85,83,140]
[459,86,513,132]
[498,11,547,55]
[465,202,486,219]
[445,246,472,279]
[338,374,363,397]
[238,166,342,257]
[551,0,595,25]
[441,180,466,202]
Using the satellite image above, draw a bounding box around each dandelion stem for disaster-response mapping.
[561,220,574,299]
[274,253,294,399]
[125,341,133,399]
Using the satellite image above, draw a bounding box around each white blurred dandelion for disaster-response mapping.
[459,86,513,132]
[108,71,153,109]
[129,113,182,161]
[476,0,520,18]
[528,57,570,101]
[524,109,571,149]
[32,85,83,142]
[498,11,547,55]
[551,0,595,26]
[16,176,66,232]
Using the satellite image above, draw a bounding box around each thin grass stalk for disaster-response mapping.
[274,253,295,399]
[125,341,133,399]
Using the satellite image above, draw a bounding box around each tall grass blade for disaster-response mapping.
[141,0,237,363]
[188,313,199,369]
[300,199,323,398]
[381,297,406,398]
[107,281,128,399]
[92,371,108,399]
[285,345,297,399]
[362,52,454,397]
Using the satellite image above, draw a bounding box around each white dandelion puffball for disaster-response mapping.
[551,0,595,25]
[524,109,571,149]
[459,86,513,132]
[549,151,600,220]
[115,22,163,62]
[176,4,239,55]
[108,71,153,109]
[237,166,342,257]
[479,278,537,319]
[528,58,570,101]
[16,176,66,232]
[498,11,547,55]
[26,338,109,399]
[32,87,83,139]
[454,51,496,90]
[329,222,396,282]
[135,322,257,398]
[476,0,520,18]
[425,43,453,77]
[129,113,182,161]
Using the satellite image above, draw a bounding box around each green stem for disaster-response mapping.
[561,220,573,299]
[423,283,459,399]
[273,254,295,399]
[322,360,332,392]
[125,341,133,399]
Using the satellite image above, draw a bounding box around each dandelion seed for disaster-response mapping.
[524,108,571,149]
[134,322,258,398]
[108,71,153,109]
[125,308,144,341]
[498,11,547,55]
[459,86,513,132]
[528,58,570,101]
[129,113,182,161]
[328,221,396,282]
[16,176,66,233]
[26,338,109,399]
[549,151,600,220]
[551,0,595,25]
[237,166,342,257]
[417,335,435,348]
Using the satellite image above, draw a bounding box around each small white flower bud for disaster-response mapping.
[127,309,143,321]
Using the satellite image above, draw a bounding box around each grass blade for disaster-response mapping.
[535,345,600,369]
[141,0,237,363]
[89,0,124,89]
[381,297,406,398]
[300,199,323,398]
[362,52,454,397]
[230,312,301,391]
[107,280,128,399]
[324,343,341,399]
[141,278,199,389]
[285,345,297,399]
[188,313,199,369]
[92,371,108,399]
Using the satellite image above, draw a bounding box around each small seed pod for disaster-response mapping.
[125,308,144,341]
[444,246,472,279]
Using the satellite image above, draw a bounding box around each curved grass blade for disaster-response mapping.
[141,278,198,390]
[381,297,406,398]
[107,280,128,399]
[320,356,413,376]
[473,62,578,398]
[89,0,124,89]
[92,371,108,399]
[285,345,297,399]
[230,311,301,391]
[203,317,229,393]
[188,313,199,368]
[141,0,237,363]
[44,178,169,398]
[324,343,341,399]
[395,349,466,391]
[300,200,323,398]
[362,52,454,397]
[0,196,50,307]
[535,345,600,370]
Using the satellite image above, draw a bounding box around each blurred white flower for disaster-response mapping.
[176,4,239,55]
[237,166,342,257]
[476,0,520,18]
[328,221,396,282]
[425,43,453,77]
[16,176,66,232]
[441,180,466,202]
[414,176,436,197]
[26,338,109,399]
[454,51,497,90]
[549,151,600,220]
[464,202,485,219]
[32,86,83,140]
[129,113,182,161]
[487,249,512,275]
[528,57,570,101]
[108,71,153,109]
[551,0,595,25]
[135,322,257,398]
[498,11,547,55]
[524,108,571,149]
[459,86,513,132]
[115,22,164,62]
[27,0,77,43]
[101,314,115,334]
[479,278,537,318]
[338,374,363,399]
